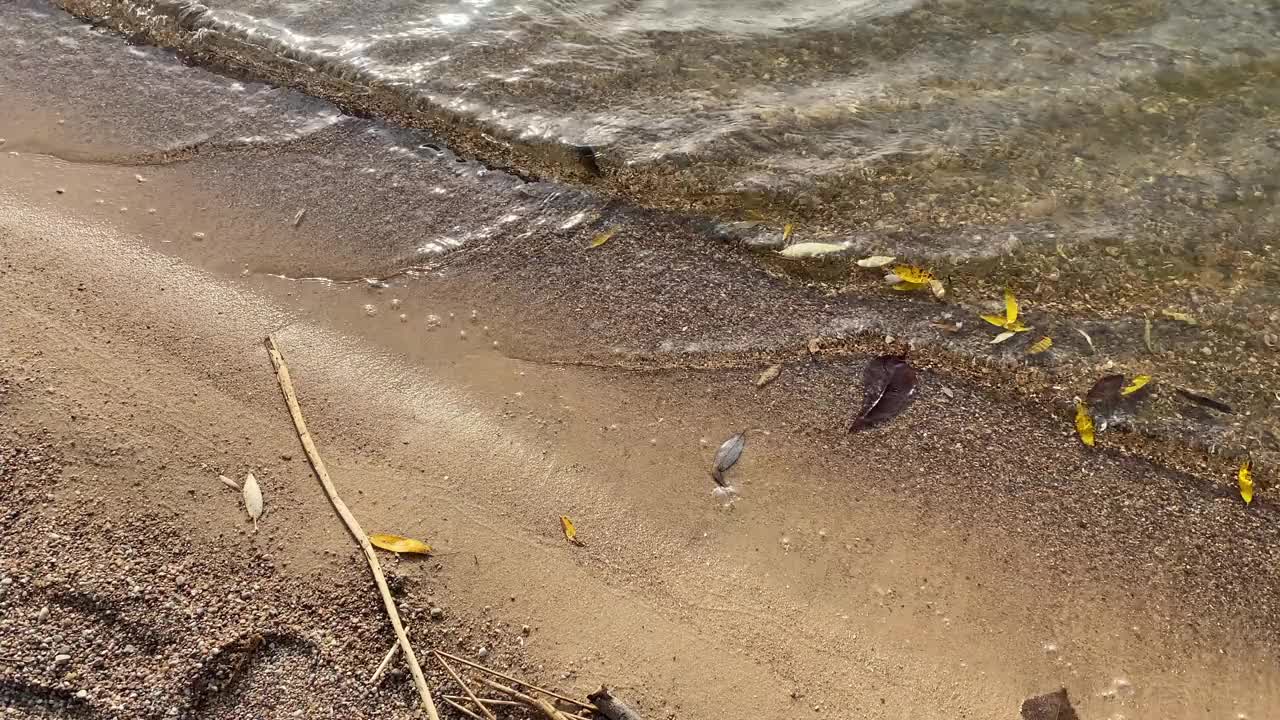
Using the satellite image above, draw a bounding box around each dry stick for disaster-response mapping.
[368,626,409,686]
[433,651,497,720]
[265,336,440,720]
[443,696,522,708]
[435,650,595,711]
[476,678,569,720]
[442,698,485,720]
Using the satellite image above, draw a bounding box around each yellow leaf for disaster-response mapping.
[1004,288,1020,325]
[369,534,432,555]
[782,223,794,242]
[980,313,1009,328]
[1121,375,1150,396]
[891,281,929,292]
[928,279,946,299]
[892,264,934,284]
[990,330,1016,344]
[1161,309,1197,325]
[1027,336,1053,354]
[1075,401,1095,447]
[1239,460,1254,505]
[1006,320,1031,332]
[560,515,585,546]
[589,229,615,248]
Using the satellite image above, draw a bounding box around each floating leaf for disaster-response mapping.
[892,265,934,284]
[1004,289,1020,325]
[928,279,946,299]
[778,242,847,258]
[891,281,929,292]
[1074,401,1095,447]
[990,331,1016,344]
[711,432,746,486]
[782,223,794,242]
[242,472,263,531]
[1161,309,1197,325]
[369,534,432,555]
[980,313,1009,328]
[1075,328,1095,354]
[1175,389,1234,414]
[1239,460,1254,505]
[755,363,782,388]
[849,356,918,431]
[560,515,585,546]
[1143,315,1155,353]
[1121,375,1150,396]
[588,229,615,248]
[218,474,240,491]
[1027,336,1053,354]
[856,255,896,268]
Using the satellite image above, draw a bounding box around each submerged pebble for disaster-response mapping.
[424,314,442,329]
[398,313,408,323]
[362,304,377,316]
[459,330,467,339]
[390,298,402,309]
[192,232,205,241]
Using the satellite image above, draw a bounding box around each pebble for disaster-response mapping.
[521,625,530,635]
[363,304,378,317]
[55,188,66,194]
[55,654,71,665]
[459,330,467,339]
[390,299,402,309]
[477,646,489,658]
[76,690,88,700]
[192,232,205,241]
[429,607,444,620]
[425,314,442,329]
[94,199,104,205]
[147,208,157,214]
[399,313,408,323]
[36,606,49,622]
[491,340,499,348]
[135,174,146,183]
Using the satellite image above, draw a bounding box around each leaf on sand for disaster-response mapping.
[928,279,946,299]
[1074,401,1095,447]
[369,534,432,555]
[588,229,615,248]
[856,255,896,268]
[892,264,934,284]
[990,331,1016,344]
[560,515,586,546]
[1027,336,1053,354]
[778,242,848,258]
[1004,288,1020,325]
[1143,315,1155,353]
[1239,459,1254,505]
[849,356,918,431]
[981,313,1009,328]
[782,223,794,242]
[1086,374,1125,407]
[1121,375,1150,396]
[218,474,240,491]
[711,432,746,486]
[891,281,929,292]
[1161,309,1197,325]
[1175,388,1234,414]
[755,363,783,388]
[242,472,263,531]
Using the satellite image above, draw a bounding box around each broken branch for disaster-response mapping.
[433,651,497,720]
[476,677,569,720]
[435,649,595,711]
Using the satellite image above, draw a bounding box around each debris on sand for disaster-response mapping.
[1175,388,1234,414]
[1020,687,1080,720]
[711,431,746,487]
[559,515,586,547]
[849,356,918,432]
[369,533,433,555]
[755,363,783,388]
[242,472,263,531]
[589,686,647,720]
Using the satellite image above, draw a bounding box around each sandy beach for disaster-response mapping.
[3,3,1280,719]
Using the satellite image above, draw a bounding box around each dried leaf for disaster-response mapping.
[711,432,746,486]
[369,534,432,555]
[1004,289,1020,325]
[1175,389,1234,414]
[892,264,934,284]
[1027,336,1053,354]
[1086,375,1125,408]
[1239,459,1254,505]
[782,223,794,242]
[1161,309,1197,325]
[928,279,947,299]
[778,242,847,258]
[1074,401,1095,447]
[1075,328,1095,353]
[560,515,585,546]
[589,229,615,248]
[242,472,263,531]
[981,313,1009,328]
[1143,315,1155,353]
[1055,242,1071,260]
[850,356,918,431]
[856,255,896,268]
[1121,375,1150,396]
[755,363,783,388]
[891,281,929,292]
[218,474,240,491]
[990,330,1016,344]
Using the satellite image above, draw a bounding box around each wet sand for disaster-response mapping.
[3,5,1280,720]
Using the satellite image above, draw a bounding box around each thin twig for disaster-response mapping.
[433,651,497,720]
[442,698,485,720]
[476,678,569,720]
[442,696,593,720]
[265,336,440,720]
[436,650,595,711]
[368,626,409,686]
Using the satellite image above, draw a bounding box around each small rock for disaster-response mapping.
[55,188,66,195]
[430,607,444,620]
[399,313,408,323]
[280,454,292,461]
[459,330,467,339]
[36,607,49,622]
[521,625,530,635]
[54,654,71,665]
[363,304,378,316]
[192,232,206,241]
[491,340,499,348]
[477,646,489,658]
[148,208,157,214]
[135,174,146,183]
[76,690,88,700]
[390,299,402,309]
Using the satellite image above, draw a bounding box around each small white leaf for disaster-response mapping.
[856,255,896,268]
[990,331,1016,344]
[218,475,240,491]
[777,242,848,258]
[242,473,263,531]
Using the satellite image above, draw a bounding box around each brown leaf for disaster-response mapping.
[1175,389,1233,414]
[849,356,918,431]
[711,432,746,486]
[755,363,783,388]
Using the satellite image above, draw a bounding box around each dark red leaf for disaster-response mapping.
[849,356,918,431]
